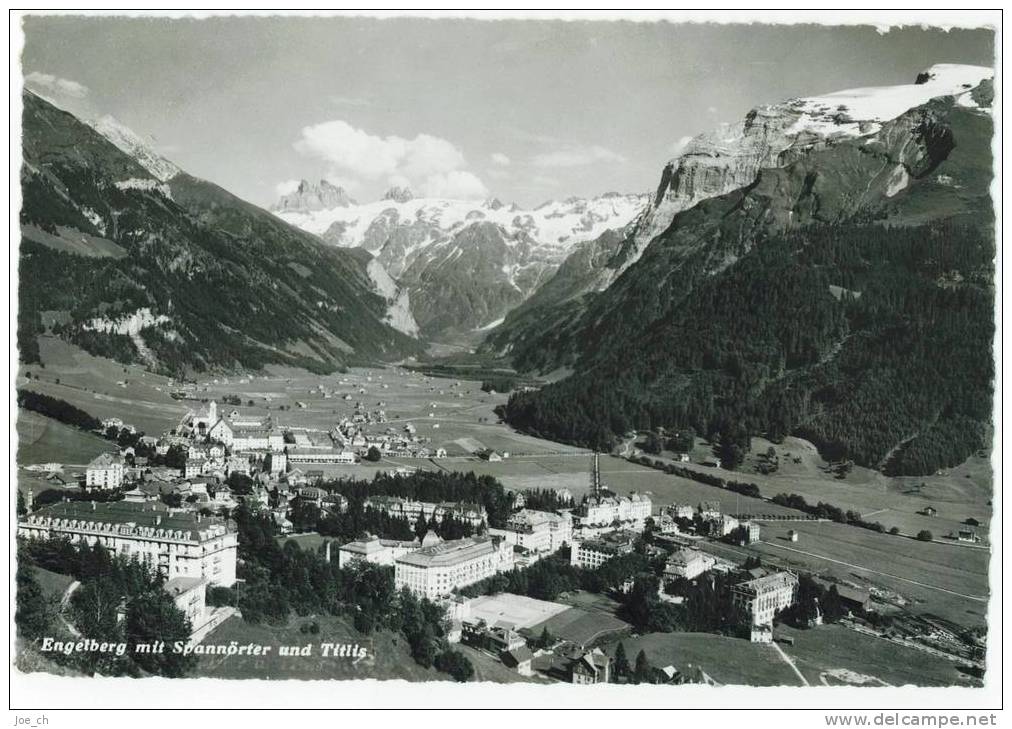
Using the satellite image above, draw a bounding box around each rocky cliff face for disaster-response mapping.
[273,179,356,213]
[275,189,647,340]
[605,63,993,283]
[482,64,993,367]
[382,185,414,203]
[496,70,994,475]
[397,222,559,338]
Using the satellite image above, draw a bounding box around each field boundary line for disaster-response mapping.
[759,541,988,601]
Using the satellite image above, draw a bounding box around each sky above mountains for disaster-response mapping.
[21,16,994,208]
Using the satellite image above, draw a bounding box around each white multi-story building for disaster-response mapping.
[489,509,572,555]
[18,501,238,587]
[231,426,273,452]
[741,521,761,544]
[394,534,513,599]
[569,531,637,569]
[731,571,799,628]
[184,457,208,479]
[663,548,716,581]
[338,534,420,568]
[709,514,740,537]
[365,496,487,527]
[85,453,125,490]
[286,449,357,465]
[267,452,287,474]
[578,492,652,528]
[164,576,207,630]
[207,418,234,447]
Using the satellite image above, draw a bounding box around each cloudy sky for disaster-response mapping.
[21,16,994,208]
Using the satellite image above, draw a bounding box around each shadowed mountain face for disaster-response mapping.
[496,71,994,477]
[274,186,648,341]
[482,67,994,371]
[19,91,422,375]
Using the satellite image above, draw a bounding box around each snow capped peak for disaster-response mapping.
[275,191,649,280]
[89,115,180,182]
[783,63,993,139]
[915,63,993,86]
[619,63,995,286]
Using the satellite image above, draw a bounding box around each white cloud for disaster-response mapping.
[25,72,89,99]
[531,144,626,168]
[323,174,362,192]
[670,135,694,156]
[293,119,486,199]
[275,179,302,197]
[490,152,511,166]
[420,170,488,200]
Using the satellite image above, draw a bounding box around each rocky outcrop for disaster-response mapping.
[382,186,414,203]
[273,179,355,213]
[365,258,420,338]
[481,66,993,371]
[398,222,558,338]
[274,190,647,340]
[602,64,992,285]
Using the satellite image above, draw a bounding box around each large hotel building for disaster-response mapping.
[731,571,799,628]
[394,534,513,599]
[17,500,238,587]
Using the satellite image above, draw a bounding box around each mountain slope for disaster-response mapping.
[498,69,994,477]
[18,91,422,374]
[275,185,647,339]
[482,64,993,368]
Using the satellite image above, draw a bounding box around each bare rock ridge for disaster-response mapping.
[480,63,994,365]
[491,64,994,482]
[383,186,414,203]
[273,179,356,213]
[273,184,648,340]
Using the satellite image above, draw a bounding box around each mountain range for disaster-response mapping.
[273,184,646,340]
[496,64,995,477]
[482,63,994,367]
[17,63,996,476]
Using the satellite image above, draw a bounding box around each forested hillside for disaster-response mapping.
[19,91,422,374]
[497,79,994,477]
[502,222,993,477]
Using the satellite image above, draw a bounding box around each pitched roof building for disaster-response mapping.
[394,534,512,599]
[18,500,238,587]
